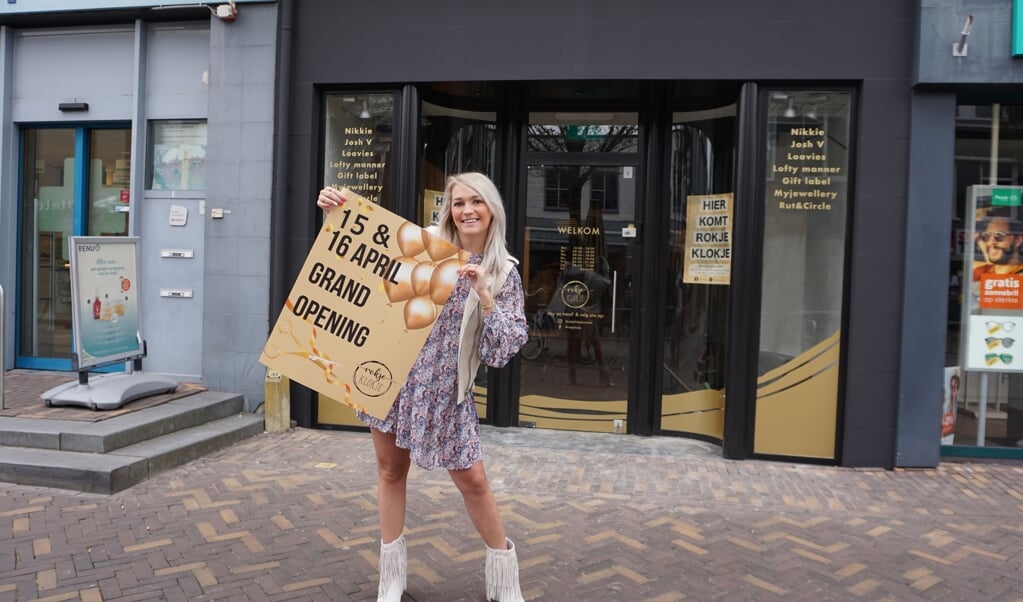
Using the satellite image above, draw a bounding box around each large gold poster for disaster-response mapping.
[261,190,467,419]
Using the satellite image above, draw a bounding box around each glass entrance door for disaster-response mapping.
[518,162,638,432]
[18,126,132,368]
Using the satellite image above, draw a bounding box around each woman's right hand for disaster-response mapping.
[316,187,346,211]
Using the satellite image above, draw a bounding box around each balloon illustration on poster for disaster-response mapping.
[384,256,418,303]
[396,221,427,256]
[430,257,462,304]
[384,223,470,330]
[261,190,470,419]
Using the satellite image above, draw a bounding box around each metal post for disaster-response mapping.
[977,372,988,446]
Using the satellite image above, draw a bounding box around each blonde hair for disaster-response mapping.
[435,172,513,296]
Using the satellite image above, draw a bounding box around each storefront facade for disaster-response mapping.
[2,2,943,468]
[275,1,917,467]
[913,0,1023,461]
[0,0,279,407]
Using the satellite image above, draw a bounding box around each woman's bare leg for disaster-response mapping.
[448,461,508,549]
[371,428,411,542]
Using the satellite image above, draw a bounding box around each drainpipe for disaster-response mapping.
[271,0,294,318]
[269,0,306,424]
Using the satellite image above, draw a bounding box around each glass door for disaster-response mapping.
[517,113,639,433]
[518,160,638,432]
[18,126,132,369]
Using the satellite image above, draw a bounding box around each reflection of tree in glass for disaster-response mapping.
[527,124,638,154]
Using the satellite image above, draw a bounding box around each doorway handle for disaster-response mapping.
[611,271,617,334]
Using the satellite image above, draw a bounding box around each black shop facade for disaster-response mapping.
[271,0,919,467]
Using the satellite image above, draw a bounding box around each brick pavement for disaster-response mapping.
[0,425,1022,601]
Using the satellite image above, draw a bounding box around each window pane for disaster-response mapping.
[89,128,132,236]
[19,128,76,358]
[147,120,207,191]
[755,90,851,459]
[527,113,638,154]
[418,100,496,227]
[520,161,635,431]
[948,104,1023,449]
[323,93,394,208]
[661,112,735,440]
[761,91,850,355]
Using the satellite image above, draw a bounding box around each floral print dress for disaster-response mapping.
[358,254,528,470]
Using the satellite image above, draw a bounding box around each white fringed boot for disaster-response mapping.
[377,535,406,602]
[485,538,525,602]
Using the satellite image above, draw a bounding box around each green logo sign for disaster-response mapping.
[565,125,605,141]
[992,188,1022,206]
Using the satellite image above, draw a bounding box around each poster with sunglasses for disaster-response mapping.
[966,316,1019,370]
[963,185,1023,371]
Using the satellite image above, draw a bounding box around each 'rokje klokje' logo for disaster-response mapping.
[560,280,590,310]
[354,360,394,397]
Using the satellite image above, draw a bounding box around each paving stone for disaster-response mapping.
[1,375,1022,599]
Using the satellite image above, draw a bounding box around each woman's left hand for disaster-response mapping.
[458,263,492,301]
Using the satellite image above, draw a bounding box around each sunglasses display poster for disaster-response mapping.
[261,189,468,419]
[963,185,1023,372]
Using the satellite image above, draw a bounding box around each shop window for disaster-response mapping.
[418,101,496,226]
[318,93,496,429]
[417,99,496,419]
[323,93,395,208]
[754,90,852,460]
[947,103,1023,453]
[147,120,207,191]
[660,108,736,440]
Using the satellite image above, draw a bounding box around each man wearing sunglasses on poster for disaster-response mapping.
[973,209,1023,281]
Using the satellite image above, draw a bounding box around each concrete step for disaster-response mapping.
[0,391,245,453]
[111,413,265,479]
[0,413,265,494]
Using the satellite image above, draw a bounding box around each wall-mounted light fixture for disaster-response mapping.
[953,14,974,57]
[783,98,796,119]
[359,100,371,119]
[58,102,89,112]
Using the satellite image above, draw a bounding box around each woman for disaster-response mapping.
[317,172,529,602]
